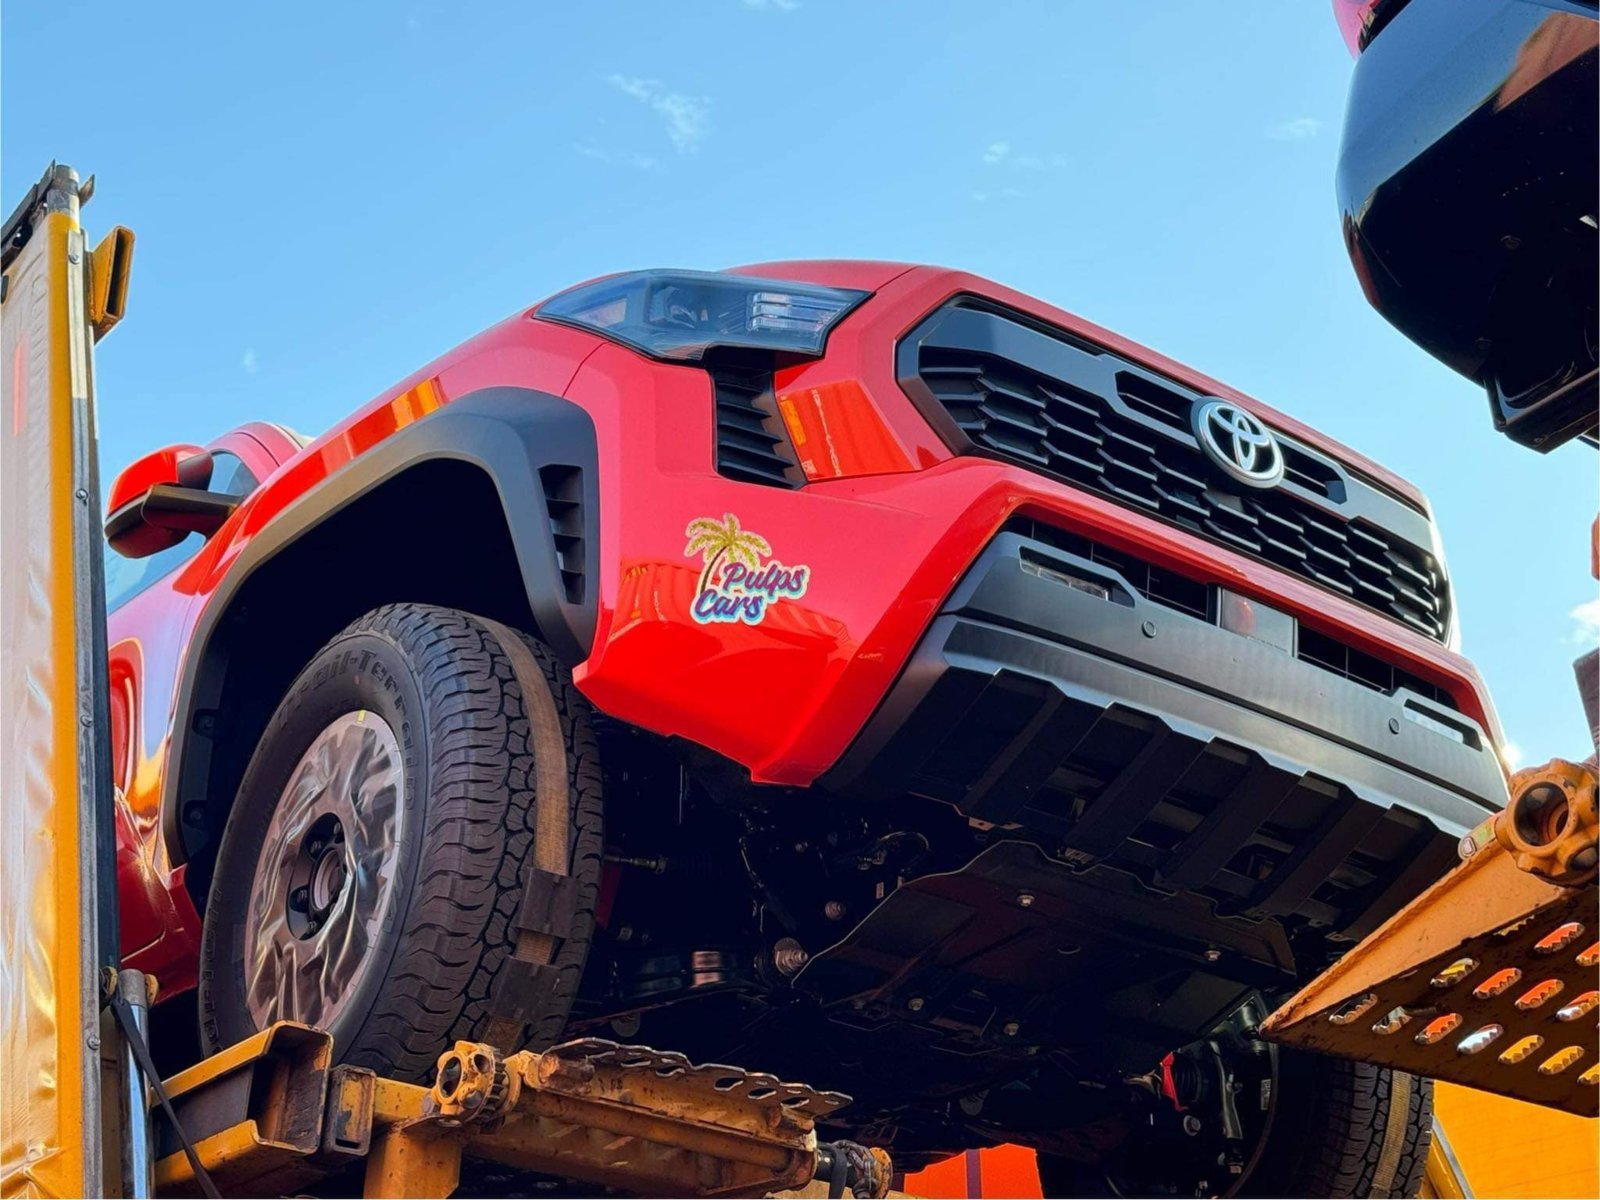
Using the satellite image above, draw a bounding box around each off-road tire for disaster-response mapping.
[197,603,603,1080]
[1036,1055,1433,1198]
[1245,1056,1433,1199]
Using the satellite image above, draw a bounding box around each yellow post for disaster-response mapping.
[0,164,115,1198]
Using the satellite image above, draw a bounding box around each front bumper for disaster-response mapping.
[827,529,1507,942]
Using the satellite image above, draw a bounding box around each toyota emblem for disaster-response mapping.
[1192,399,1284,488]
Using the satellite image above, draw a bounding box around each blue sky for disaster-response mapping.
[5,1,1595,764]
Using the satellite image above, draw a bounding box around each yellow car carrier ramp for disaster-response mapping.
[149,1024,892,1199]
[1262,758,1599,1117]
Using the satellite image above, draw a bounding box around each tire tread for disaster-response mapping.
[202,602,602,1084]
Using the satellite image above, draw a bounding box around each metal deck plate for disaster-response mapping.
[1263,859,1597,1116]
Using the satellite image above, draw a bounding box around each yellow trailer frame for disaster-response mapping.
[147,1023,891,1199]
[1,162,130,1200]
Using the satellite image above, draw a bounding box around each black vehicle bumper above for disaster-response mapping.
[1338,0,1598,449]
[828,529,1507,943]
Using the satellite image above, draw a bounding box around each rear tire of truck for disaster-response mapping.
[197,603,603,1081]
[1035,1054,1433,1198]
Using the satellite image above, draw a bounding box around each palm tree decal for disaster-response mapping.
[685,513,772,594]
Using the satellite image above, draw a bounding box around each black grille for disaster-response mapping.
[1297,627,1456,709]
[1006,516,1458,710]
[1008,516,1211,621]
[903,303,1450,640]
[711,367,802,488]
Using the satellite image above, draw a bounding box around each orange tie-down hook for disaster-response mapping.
[1497,758,1598,886]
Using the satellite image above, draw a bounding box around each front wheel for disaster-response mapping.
[197,603,603,1080]
[1036,1053,1433,1198]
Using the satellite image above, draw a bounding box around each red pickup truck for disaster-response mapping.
[104,262,1505,1196]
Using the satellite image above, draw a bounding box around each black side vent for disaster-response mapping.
[711,367,803,488]
[538,464,586,603]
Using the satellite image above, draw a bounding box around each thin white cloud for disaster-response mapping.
[607,75,710,153]
[983,142,1065,171]
[742,0,800,9]
[577,143,660,171]
[1569,596,1600,646]
[1015,152,1068,171]
[1267,116,1321,141]
[971,186,1025,203]
[241,349,259,375]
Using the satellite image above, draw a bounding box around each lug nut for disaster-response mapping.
[907,997,926,1012]
[1002,1021,1021,1037]
[1016,891,1035,909]
[1182,1115,1202,1136]
[823,900,848,921]
[1204,947,1222,963]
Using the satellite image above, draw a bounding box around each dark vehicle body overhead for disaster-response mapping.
[1337,0,1599,449]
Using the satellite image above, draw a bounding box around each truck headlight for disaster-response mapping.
[535,269,868,362]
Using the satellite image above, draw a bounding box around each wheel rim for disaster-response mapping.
[243,710,406,1031]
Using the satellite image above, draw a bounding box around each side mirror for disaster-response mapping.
[104,444,241,559]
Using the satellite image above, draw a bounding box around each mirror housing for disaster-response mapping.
[104,445,241,559]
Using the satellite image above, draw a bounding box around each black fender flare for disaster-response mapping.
[162,386,600,865]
